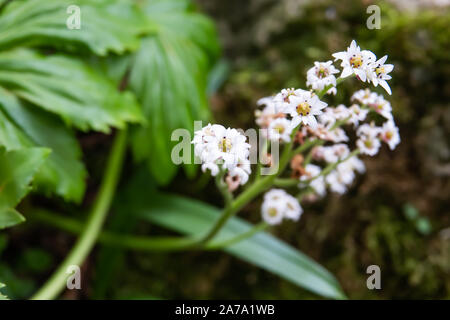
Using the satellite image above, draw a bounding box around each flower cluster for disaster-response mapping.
[188,40,400,230]
[257,88,329,138]
[261,189,303,225]
[298,145,365,197]
[333,40,394,95]
[193,124,251,187]
[350,89,400,155]
[306,61,340,95]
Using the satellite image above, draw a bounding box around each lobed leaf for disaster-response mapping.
[0,49,143,132]
[0,89,86,202]
[124,0,220,184]
[0,0,144,56]
[0,147,49,229]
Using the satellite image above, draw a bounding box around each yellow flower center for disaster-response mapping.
[268,207,278,217]
[385,131,393,140]
[364,139,373,148]
[375,66,385,76]
[286,203,294,210]
[350,55,363,68]
[317,66,329,78]
[274,124,285,134]
[296,102,311,116]
[219,138,232,153]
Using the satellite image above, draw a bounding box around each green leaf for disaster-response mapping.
[124,173,344,299]
[0,0,144,56]
[0,208,25,230]
[0,89,86,202]
[123,0,219,184]
[0,282,8,300]
[0,49,143,132]
[0,147,49,229]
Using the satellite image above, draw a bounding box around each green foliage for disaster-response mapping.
[126,0,220,184]
[0,49,143,132]
[0,0,219,208]
[0,147,49,229]
[0,0,143,55]
[0,0,145,204]
[121,174,344,299]
[403,204,432,236]
[0,282,8,300]
[0,89,86,201]
[18,248,54,274]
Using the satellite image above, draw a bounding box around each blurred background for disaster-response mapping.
[1,0,449,299]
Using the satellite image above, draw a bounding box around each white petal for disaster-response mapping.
[341,67,353,78]
[379,80,392,95]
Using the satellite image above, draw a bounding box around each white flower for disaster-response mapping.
[329,127,349,143]
[209,126,250,169]
[306,61,339,92]
[268,118,293,142]
[201,162,219,176]
[326,170,348,194]
[228,158,251,185]
[357,123,381,138]
[369,94,393,121]
[255,96,282,128]
[357,124,381,156]
[261,200,285,225]
[325,153,366,194]
[264,188,288,202]
[285,90,327,129]
[193,124,225,160]
[317,144,350,163]
[261,189,303,224]
[348,104,369,127]
[273,88,304,113]
[380,120,400,150]
[332,40,376,82]
[345,155,366,174]
[299,164,326,197]
[193,124,251,177]
[306,123,348,143]
[284,194,303,221]
[319,104,350,127]
[368,55,394,95]
[351,89,378,106]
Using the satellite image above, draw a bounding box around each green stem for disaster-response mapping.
[315,149,360,180]
[199,174,275,244]
[290,139,322,158]
[31,210,269,251]
[31,129,128,300]
[275,149,361,187]
[205,222,269,250]
[254,138,268,181]
[273,178,298,188]
[215,169,232,207]
[200,138,296,244]
[296,188,313,201]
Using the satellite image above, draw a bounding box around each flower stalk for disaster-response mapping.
[31,128,128,300]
